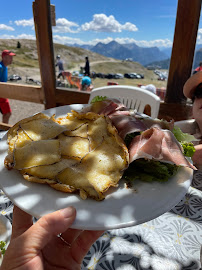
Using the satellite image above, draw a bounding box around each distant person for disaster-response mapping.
[194,62,202,74]
[0,50,16,124]
[81,76,93,91]
[55,54,64,79]
[84,56,90,76]
[141,84,157,94]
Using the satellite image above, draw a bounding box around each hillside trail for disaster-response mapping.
[69,59,119,73]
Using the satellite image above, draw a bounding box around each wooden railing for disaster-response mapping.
[0,83,91,130]
[0,83,90,105]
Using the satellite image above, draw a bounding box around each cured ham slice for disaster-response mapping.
[109,114,147,139]
[85,98,195,170]
[129,127,195,169]
[86,99,147,138]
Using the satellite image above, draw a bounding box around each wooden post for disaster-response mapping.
[165,0,201,104]
[33,0,56,109]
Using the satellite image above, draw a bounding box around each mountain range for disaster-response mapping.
[70,41,168,66]
[69,41,202,69]
[146,45,202,70]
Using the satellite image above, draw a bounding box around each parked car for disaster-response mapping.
[129,73,143,79]
[158,75,167,81]
[129,73,137,78]
[26,77,41,85]
[96,73,105,78]
[114,73,124,79]
[105,73,115,79]
[124,73,134,79]
[138,73,144,79]
[8,74,22,81]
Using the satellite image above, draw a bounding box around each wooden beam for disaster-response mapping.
[165,0,201,103]
[0,82,44,103]
[33,0,56,109]
[159,102,193,121]
[55,88,90,105]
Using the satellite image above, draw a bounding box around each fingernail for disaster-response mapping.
[60,206,76,219]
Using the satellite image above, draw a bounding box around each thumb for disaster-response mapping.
[19,206,76,253]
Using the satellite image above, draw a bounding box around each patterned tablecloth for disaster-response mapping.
[0,131,202,270]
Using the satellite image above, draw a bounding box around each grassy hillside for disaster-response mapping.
[0,39,39,68]
[0,39,112,69]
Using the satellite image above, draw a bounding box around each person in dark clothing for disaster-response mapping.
[84,56,90,76]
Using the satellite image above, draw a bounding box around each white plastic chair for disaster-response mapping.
[89,85,161,118]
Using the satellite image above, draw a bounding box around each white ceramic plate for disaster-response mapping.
[0,104,193,230]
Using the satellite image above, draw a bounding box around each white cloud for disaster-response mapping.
[0,24,14,31]
[0,34,35,40]
[53,35,83,45]
[16,34,36,40]
[135,38,173,48]
[14,18,34,27]
[197,28,202,44]
[81,14,138,33]
[53,18,79,33]
[121,22,138,32]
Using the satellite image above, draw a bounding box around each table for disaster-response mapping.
[0,131,202,270]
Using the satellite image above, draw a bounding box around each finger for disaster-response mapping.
[71,230,104,264]
[60,228,83,244]
[18,207,76,254]
[11,206,33,240]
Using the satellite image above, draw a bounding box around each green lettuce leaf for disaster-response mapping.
[172,126,196,143]
[0,241,6,255]
[90,95,108,104]
[123,159,179,182]
[172,126,196,157]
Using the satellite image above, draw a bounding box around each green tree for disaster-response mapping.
[17,41,21,49]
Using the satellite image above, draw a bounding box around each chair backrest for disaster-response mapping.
[89,85,161,118]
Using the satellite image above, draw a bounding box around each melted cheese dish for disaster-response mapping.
[5,111,129,201]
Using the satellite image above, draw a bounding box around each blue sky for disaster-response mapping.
[0,0,202,49]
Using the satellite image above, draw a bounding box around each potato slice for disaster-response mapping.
[22,158,77,179]
[58,134,90,159]
[8,113,67,142]
[14,140,61,169]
